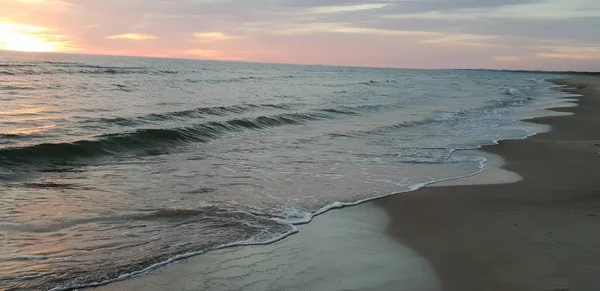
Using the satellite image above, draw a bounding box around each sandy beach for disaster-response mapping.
[90,75,600,291]
[378,75,600,291]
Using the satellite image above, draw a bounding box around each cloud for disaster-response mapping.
[0,21,48,33]
[536,53,596,60]
[105,33,159,40]
[192,32,244,42]
[493,56,521,62]
[383,0,600,20]
[183,49,220,57]
[537,46,600,60]
[325,26,437,36]
[0,0,71,5]
[421,34,500,48]
[306,3,390,14]
[260,22,439,36]
[183,49,245,61]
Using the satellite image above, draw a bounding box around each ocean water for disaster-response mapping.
[0,52,576,290]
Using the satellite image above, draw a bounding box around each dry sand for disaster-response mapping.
[377,75,600,291]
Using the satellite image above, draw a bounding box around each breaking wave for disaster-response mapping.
[0,109,357,167]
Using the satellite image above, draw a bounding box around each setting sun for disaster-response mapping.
[0,21,63,52]
[3,33,60,52]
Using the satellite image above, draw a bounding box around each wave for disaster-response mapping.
[0,85,35,90]
[4,205,290,291]
[52,63,147,70]
[83,103,299,127]
[0,63,38,67]
[0,133,37,139]
[322,81,385,88]
[0,207,255,234]
[0,63,178,76]
[0,68,138,76]
[318,108,359,115]
[359,80,380,86]
[187,75,295,84]
[340,87,537,138]
[8,61,147,70]
[0,110,349,167]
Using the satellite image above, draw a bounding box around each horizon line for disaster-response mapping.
[1,49,598,74]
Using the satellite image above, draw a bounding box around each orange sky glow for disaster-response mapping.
[0,0,599,71]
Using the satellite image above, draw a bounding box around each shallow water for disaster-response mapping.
[0,51,575,290]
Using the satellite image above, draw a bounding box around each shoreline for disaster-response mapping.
[86,75,598,291]
[377,75,600,290]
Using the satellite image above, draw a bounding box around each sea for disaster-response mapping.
[0,52,577,290]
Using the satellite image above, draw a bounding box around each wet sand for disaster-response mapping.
[377,75,600,291]
[93,203,440,291]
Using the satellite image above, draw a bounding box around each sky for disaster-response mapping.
[0,0,599,70]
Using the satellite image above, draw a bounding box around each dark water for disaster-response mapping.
[0,52,576,290]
